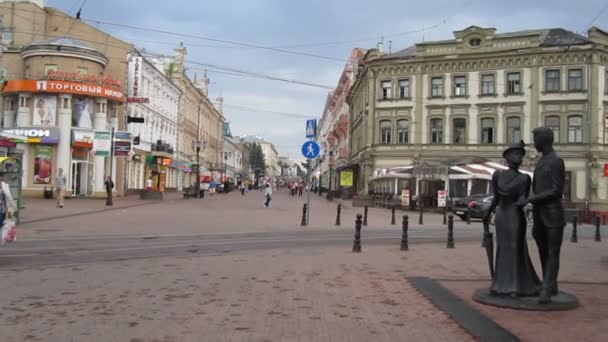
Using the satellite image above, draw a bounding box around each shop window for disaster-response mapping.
[506,117,521,144]
[471,179,490,196]
[568,115,583,143]
[449,180,468,198]
[452,118,466,144]
[545,116,560,143]
[430,118,443,143]
[481,118,495,144]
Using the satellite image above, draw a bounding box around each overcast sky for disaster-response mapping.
[47,0,608,159]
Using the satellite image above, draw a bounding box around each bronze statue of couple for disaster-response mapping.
[483,127,566,305]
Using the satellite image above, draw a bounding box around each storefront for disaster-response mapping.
[145,153,172,192]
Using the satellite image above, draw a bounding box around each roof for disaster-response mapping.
[539,28,590,46]
[384,45,416,59]
[29,36,97,51]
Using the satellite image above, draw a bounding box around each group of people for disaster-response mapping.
[287,181,304,197]
[53,168,113,208]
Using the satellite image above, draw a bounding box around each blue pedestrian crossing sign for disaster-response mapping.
[301,141,320,159]
[305,119,317,138]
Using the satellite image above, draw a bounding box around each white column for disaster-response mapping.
[16,94,31,127]
[94,100,108,194]
[17,143,29,188]
[57,95,72,186]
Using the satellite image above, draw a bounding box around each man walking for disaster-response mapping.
[105,176,114,206]
[518,127,566,304]
[264,183,272,208]
[55,168,66,208]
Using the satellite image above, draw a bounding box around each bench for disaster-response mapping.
[183,187,198,199]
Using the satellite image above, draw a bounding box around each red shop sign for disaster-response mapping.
[604,163,608,177]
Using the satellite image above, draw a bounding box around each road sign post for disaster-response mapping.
[302,141,320,226]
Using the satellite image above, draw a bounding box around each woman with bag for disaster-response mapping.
[0,172,17,243]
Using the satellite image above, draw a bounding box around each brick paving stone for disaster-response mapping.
[1,239,605,341]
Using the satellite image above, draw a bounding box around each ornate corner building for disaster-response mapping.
[347,26,608,213]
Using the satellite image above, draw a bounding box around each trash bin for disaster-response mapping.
[43,186,53,199]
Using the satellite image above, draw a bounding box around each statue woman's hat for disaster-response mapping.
[503,140,526,157]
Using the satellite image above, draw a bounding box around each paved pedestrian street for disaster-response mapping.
[1,191,607,341]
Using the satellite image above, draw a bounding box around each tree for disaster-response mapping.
[249,143,266,179]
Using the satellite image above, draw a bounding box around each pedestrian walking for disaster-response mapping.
[239,181,246,196]
[55,168,66,208]
[298,183,304,197]
[209,179,217,199]
[105,176,114,206]
[0,172,17,228]
[146,177,153,190]
[264,183,272,208]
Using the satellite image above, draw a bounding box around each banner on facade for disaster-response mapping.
[93,131,112,156]
[33,95,57,126]
[401,189,410,207]
[339,170,353,187]
[33,145,52,184]
[72,98,94,129]
[438,190,447,208]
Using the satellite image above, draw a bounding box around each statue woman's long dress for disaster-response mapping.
[489,143,540,296]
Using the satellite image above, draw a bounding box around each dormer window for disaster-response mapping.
[468,38,482,47]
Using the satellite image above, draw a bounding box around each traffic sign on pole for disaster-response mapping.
[305,119,317,139]
[301,141,320,159]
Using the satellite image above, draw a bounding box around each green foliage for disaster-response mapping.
[249,143,267,177]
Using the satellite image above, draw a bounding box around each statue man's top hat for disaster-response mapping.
[503,140,526,157]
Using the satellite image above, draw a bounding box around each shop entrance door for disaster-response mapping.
[419,179,445,208]
[71,161,94,196]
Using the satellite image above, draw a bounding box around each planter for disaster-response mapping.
[43,187,53,199]
[140,190,163,200]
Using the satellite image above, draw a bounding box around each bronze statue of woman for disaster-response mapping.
[484,140,540,297]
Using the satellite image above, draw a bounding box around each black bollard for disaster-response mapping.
[466,207,471,225]
[352,213,362,253]
[301,204,307,226]
[400,215,409,251]
[570,216,578,243]
[391,205,396,225]
[335,204,342,226]
[418,203,424,225]
[363,206,368,226]
[595,215,601,242]
[447,215,455,248]
[442,206,447,225]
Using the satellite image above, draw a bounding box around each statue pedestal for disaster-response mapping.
[473,288,579,311]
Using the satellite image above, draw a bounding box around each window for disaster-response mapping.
[564,171,572,202]
[453,76,467,97]
[568,69,583,91]
[481,74,495,95]
[380,120,391,144]
[481,118,495,144]
[452,118,466,144]
[506,117,521,144]
[380,81,392,99]
[469,38,482,47]
[78,67,88,76]
[1,30,13,43]
[430,118,443,143]
[431,77,443,97]
[399,79,410,98]
[568,115,583,143]
[545,69,560,92]
[545,116,561,143]
[44,64,57,75]
[397,119,409,144]
[507,72,521,94]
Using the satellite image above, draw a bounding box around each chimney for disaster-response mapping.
[215,93,223,114]
[377,36,384,53]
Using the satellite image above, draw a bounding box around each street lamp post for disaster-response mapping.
[191,139,205,198]
[327,150,334,201]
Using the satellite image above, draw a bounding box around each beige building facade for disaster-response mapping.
[0,0,133,197]
[348,26,608,213]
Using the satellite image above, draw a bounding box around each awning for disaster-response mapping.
[370,162,533,181]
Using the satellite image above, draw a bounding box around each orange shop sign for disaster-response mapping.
[3,80,124,102]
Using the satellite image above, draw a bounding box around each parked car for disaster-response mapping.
[452,194,532,223]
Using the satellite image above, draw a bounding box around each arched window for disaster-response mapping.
[452,118,466,144]
[397,119,409,144]
[481,118,495,144]
[430,118,443,144]
[380,120,392,144]
[545,116,560,143]
[568,115,583,143]
[506,117,521,144]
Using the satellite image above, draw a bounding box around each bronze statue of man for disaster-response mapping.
[518,127,566,304]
